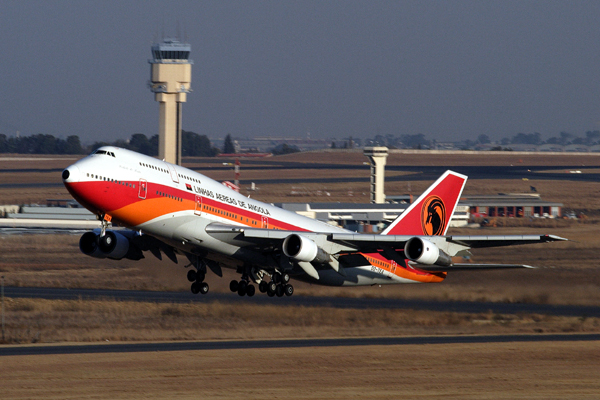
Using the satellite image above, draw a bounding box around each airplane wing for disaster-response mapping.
[205,223,567,252]
[204,223,567,275]
[327,233,567,250]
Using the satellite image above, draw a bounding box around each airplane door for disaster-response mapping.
[167,164,179,183]
[390,259,398,274]
[138,179,147,199]
[194,195,202,216]
[261,216,268,229]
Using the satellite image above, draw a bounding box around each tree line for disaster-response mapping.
[0,131,220,157]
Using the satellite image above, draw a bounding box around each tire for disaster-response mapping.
[272,273,281,284]
[284,284,294,297]
[268,281,277,293]
[259,281,268,293]
[281,273,290,284]
[187,269,197,282]
[199,282,209,295]
[246,284,255,297]
[195,271,205,282]
[229,280,239,292]
[275,284,284,297]
[267,288,275,297]
[191,282,200,294]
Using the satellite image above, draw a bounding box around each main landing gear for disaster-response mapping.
[230,271,294,298]
[261,272,293,298]
[187,266,209,295]
[229,278,256,297]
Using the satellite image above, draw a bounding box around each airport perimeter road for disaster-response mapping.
[2,334,600,356]
[5,286,600,318]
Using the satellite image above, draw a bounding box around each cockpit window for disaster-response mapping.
[93,149,116,157]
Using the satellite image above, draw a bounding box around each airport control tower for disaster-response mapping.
[149,39,192,165]
[364,146,389,204]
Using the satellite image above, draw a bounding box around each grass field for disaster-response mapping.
[2,341,599,399]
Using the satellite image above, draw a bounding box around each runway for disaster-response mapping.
[2,164,600,189]
[2,333,600,356]
[5,286,600,318]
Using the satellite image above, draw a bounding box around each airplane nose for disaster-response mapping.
[62,165,81,183]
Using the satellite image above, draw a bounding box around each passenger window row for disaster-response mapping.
[86,173,135,189]
[156,190,183,202]
[139,162,169,174]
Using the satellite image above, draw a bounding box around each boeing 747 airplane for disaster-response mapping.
[62,147,566,297]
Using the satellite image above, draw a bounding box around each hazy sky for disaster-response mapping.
[1,0,599,144]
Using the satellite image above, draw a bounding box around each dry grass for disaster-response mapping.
[2,297,599,344]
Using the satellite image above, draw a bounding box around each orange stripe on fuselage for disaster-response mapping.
[361,252,446,283]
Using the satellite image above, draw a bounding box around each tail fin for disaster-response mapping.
[381,170,467,236]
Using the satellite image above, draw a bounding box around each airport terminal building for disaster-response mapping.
[277,193,562,231]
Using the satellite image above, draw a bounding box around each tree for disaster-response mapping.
[477,134,490,144]
[511,132,541,145]
[271,143,300,155]
[182,130,218,157]
[223,134,235,154]
[401,133,429,149]
[129,133,153,155]
[61,135,83,154]
[585,130,600,144]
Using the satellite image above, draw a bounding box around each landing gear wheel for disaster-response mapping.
[268,281,277,293]
[230,280,239,292]
[267,288,275,297]
[199,282,209,295]
[237,280,248,296]
[272,273,281,284]
[284,284,294,297]
[191,282,201,294]
[259,281,268,293]
[195,271,205,282]
[187,269,197,282]
[281,273,290,284]
[246,284,255,297]
[275,284,285,297]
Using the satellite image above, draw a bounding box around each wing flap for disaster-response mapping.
[416,263,535,272]
[448,234,567,248]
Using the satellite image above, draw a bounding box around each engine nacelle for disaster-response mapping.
[79,231,107,259]
[404,237,452,266]
[282,234,330,264]
[79,230,142,260]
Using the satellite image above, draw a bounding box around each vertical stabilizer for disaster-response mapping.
[381,170,467,236]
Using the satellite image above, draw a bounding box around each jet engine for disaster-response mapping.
[404,237,452,266]
[282,234,330,264]
[79,230,143,260]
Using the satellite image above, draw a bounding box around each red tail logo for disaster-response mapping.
[421,195,446,235]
